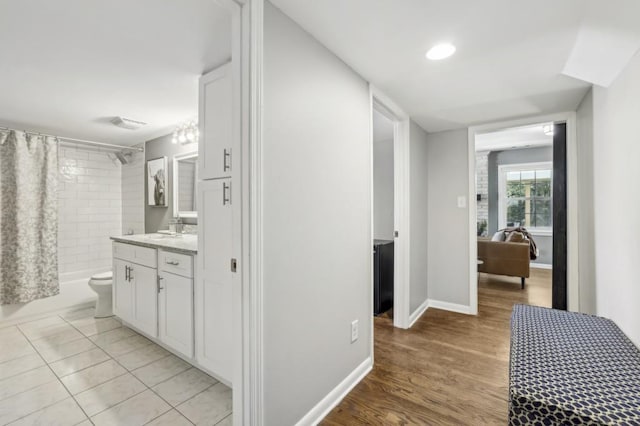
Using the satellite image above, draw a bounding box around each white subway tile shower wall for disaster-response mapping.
[122,146,145,235]
[58,145,122,278]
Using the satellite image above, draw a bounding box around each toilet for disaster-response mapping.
[88,271,113,318]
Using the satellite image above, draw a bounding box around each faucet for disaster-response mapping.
[168,217,183,235]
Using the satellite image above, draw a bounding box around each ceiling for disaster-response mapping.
[270,0,640,133]
[475,123,553,152]
[0,0,231,146]
[2,2,637,145]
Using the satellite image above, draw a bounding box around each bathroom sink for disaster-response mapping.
[113,233,197,253]
[146,233,175,240]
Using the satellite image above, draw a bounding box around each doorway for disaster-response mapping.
[370,89,412,329]
[471,119,569,312]
[372,109,395,318]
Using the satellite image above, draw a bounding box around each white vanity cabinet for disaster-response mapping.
[112,241,196,359]
[158,250,194,358]
[199,61,233,180]
[113,258,134,324]
[112,243,158,337]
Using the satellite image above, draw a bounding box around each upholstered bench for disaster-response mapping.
[509,304,640,425]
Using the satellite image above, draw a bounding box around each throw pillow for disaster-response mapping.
[506,231,526,243]
[491,231,506,242]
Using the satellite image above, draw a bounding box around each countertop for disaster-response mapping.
[111,233,197,254]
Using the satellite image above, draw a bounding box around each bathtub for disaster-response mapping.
[0,269,104,323]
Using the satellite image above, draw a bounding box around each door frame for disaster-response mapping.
[370,85,412,330]
[243,0,264,424]
[467,112,580,315]
[211,0,252,424]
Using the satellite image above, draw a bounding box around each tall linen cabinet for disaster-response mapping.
[196,60,239,385]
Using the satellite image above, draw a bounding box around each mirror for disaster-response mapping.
[173,152,198,218]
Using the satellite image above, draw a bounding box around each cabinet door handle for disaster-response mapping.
[128,267,134,282]
[223,181,231,205]
[223,148,231,172]
[125,265,130,282]
[157,276,164,293]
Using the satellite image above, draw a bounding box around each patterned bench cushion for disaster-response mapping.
[509,305,640,425]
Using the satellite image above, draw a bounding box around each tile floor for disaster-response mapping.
[0,307,232,426]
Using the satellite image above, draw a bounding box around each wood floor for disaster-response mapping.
[322,268,552,425]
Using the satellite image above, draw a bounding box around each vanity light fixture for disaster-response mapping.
[172,121,199,145]
[426,43,456,60]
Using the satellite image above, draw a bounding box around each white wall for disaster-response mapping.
[373,137,394,241]
[409,121,429,314]
[122,145,145,235]
[426,129,470,308]
[58,145,122,280]
[592,51,640,345]
[263,2,372,424]
[576,89,596,315]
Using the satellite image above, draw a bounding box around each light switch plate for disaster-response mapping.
[457,195,466,208]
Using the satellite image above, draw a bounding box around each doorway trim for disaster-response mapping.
[212,0,261,424]
[467,112,580,315]
[370,85,411,330]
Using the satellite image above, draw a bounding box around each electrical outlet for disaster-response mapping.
[351,319,359,343]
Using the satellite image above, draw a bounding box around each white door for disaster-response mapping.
[113,259,133,323]
[131,263,158,338]
[158,271,194,358]
[199,62,233,180]
[196,178,233,382]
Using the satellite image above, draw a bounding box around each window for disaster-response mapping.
[498,163,552,233]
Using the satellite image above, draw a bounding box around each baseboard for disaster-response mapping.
[530,263,552,270]
[408,299,429,327]
[295,356,373,426]
[427,299,473,315]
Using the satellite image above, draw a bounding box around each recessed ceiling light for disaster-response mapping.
[111,116,146,130]
[426,43,456,60]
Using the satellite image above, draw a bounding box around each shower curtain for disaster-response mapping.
[0,130,59,304]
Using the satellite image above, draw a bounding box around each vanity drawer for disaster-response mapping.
[159,250,193,278]
[113,242,157,268]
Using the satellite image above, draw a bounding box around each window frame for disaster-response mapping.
[498,161,553,236]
